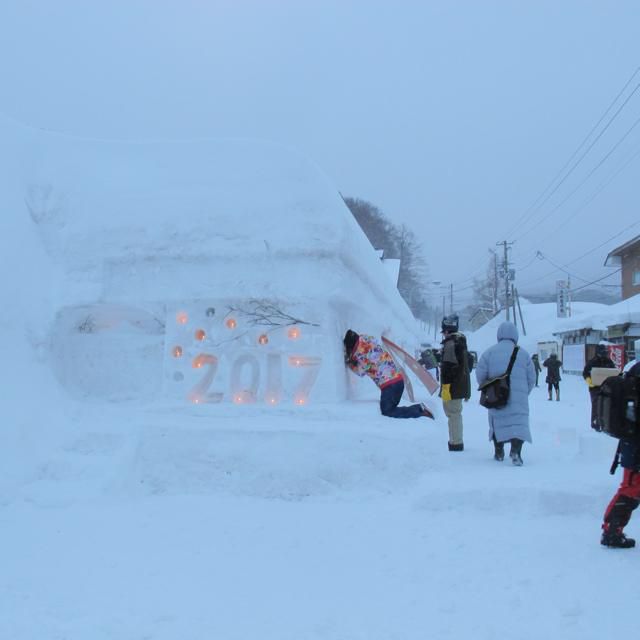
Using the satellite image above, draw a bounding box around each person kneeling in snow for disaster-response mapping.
[344,330,434,420]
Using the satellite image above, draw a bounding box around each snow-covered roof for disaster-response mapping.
[553,293,640,333]
[468,300,609,354]
[604,233,640,267]
[469,295,640,357]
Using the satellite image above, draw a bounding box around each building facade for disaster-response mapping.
[605,234,640,301]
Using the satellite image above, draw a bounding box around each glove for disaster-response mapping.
[441,384,452,402]
[586,377,593,388]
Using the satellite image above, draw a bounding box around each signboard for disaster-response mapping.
[537,341,559,362]
[562,344,584,373]
[556,280,569,318]
[607,344,625,370]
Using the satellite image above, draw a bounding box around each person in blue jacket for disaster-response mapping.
[476,321,535,466]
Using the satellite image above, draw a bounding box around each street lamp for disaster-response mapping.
[431,281,445,341]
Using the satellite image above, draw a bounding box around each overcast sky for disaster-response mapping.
[2,1,639,304]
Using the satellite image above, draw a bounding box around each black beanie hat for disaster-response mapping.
[344,329,359,355]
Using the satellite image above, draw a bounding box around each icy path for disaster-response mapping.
[1,377,636,639]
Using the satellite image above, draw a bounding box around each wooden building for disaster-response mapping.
[605,234,640,300]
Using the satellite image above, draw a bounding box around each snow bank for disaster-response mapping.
[557,293,640,332]
[0,118,72,492]
[468,300,609,356]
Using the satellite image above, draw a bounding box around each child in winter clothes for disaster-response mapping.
[344,330,434,419]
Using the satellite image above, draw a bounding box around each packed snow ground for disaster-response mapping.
[2,122,637,638]
[1,375,636,640]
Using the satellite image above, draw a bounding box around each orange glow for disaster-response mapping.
[266,396,279,405]
[192,354,217,369]
[287,326,301,340]
[192,397,201,404]
[294,396,307,406]
[258,334,269,345]
[194,329,206,341]
[176,311,188,325]
[233,394,243,404]
[172,346,183,358]
[226,318,237,329]
[288,355,321,367]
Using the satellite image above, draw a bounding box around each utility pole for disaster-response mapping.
[515,287,526,336]
[491,249,499,314]
[449,283,453,313]
[496,240,514,321]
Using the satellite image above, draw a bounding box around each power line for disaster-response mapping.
[571,268,622,293]
[535,251,593,284]
[505,66,640,239]
[513,252,540,273]
[517,220,640,290]
[513,111,640,242]
[552,144,640,234]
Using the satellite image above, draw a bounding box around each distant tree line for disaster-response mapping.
[343,196,431,322]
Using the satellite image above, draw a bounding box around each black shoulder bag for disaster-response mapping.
[478,346,519,410]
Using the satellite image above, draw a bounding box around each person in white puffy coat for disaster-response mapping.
[476,321,536,465]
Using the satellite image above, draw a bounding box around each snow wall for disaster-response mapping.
[0,115,422,413]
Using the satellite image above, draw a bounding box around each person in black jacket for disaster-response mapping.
[583,344,617,430]
[600,361,640,548]
[531,354,542,387]
[439,314,471,452]
[543,353,562,401]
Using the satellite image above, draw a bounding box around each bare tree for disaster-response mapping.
[464,250,500,330]
[343,197,431,321]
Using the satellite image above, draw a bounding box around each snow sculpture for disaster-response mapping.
[10,121,420,404]
[164,300,324,405]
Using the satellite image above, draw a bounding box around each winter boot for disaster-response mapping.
[493,441,505,462]
[548,390,552,401]
[509,439,523,466]
[420,403,435,420]
[601,525,636,549]
[555,388,560,401]
[448,442,464,452]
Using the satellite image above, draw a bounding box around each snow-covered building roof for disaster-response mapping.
[604,234,640,267]
[552,294,640,334]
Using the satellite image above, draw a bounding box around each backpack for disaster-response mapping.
[478,347,519,410]
[467,351,475,372]
[594,374,640,440]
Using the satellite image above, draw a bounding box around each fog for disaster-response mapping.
[1,0,638,303]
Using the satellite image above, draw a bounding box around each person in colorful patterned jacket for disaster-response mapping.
[343,330,434,419]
